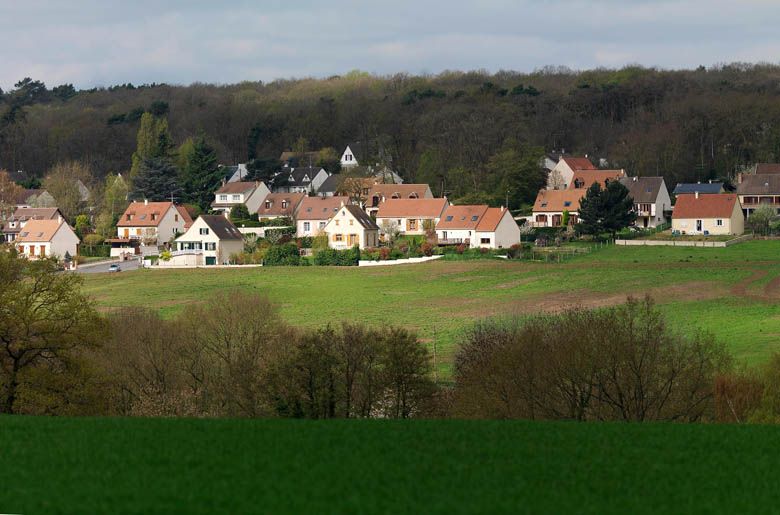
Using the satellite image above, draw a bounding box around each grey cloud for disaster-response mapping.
[1,0,779,90]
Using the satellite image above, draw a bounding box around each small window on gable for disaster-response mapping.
[175,214,179,222]
[199,227,209,235]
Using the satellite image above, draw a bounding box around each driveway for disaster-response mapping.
[76,258,142,274]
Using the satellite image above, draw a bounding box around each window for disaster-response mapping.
[319,221,326,229]
[175,214,179,222]
[335,220,340,226]
[540,202,548,208]
[445,215,453,221]
[282,200,288,209]
[480,238,490,244]
[151,214,158,221]
[265,201,272,209]
[563,201,571,207]
[716,219,723,226]
[232,195,240,201]
[199,228,209,235]
[471,215,478,221]
[334,234,343,242]
[397,219,402,225]
[205,242,216,251]
[126,214,132,221]
[136,229,142,235]
[303,222,311,231]
[349,219,354,226]
[219,195,228,202]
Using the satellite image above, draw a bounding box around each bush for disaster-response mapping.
[79,244,111,258]
[452,296,732,421]
[455,244,466,254]
[229,204,250,222]
[296,236,313,249]
[312,245,360,266]
[420,242,433,256]
[83,234,104,246]
[263,243,300,266]
[379,247,391,260]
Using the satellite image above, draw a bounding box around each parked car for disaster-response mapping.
[108,264,121,273]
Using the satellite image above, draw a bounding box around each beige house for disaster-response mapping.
[211,181,270,217]
[2,207,63,243]
[323,204,380,249]
[167,215,245,266]
[532,189,585,227]
[16,218,80,260]
[117,201,193,245]
[376,198,449,237]
[736,174,780,217]
[672,193,744,235]
[619,176,672,228]
[296,196,350,236]
[546,156,596,190]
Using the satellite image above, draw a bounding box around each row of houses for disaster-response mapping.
[532,156,780,236]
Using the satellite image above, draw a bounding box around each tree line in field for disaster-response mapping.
[6,64,780,209]
[2,250,780,422]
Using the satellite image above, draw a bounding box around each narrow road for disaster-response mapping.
[75,258,142,274]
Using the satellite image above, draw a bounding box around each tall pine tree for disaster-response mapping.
[576,180,635,237]
[130,113,174,178]
[179,135,221,210]
[130,157,181,202]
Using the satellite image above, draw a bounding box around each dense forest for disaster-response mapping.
[3,63,780,207]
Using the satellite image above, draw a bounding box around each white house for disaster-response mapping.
[116,200,193,245]
[619,176,671,228]
[273,166,329,194]
[296,196,350,237]
[375,198,449,237]
[340,144,361,167]
[15,218,79,260]
[672,193,744,236]
[435,205,520,249]
[167,215,245,266]
[546,156,596,190]
[323,204,380,249]
[211,181,270,217]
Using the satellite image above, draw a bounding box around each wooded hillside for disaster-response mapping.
[3,63,780,205]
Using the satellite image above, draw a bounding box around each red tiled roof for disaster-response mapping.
[533,189,585,212]
[476,207,508,231]
[16,219,68,242]
[673,194,739,219]
[560,157,596,171]
[117,201,182,227]
[365,184,431,200]
[175,205,194,229]
[376,198,448,218]
[569,169,626,189]
[298,196,350,220]
[436,205,489,229]
[215,181,260,194]
[257,192,305,217]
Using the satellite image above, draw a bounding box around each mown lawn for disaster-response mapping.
[1,416,779,514]
[81,240,780,370]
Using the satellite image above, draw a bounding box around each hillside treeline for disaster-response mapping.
[4,63,780,203]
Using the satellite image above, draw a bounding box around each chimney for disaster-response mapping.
[222,178,226,186]
[340,200,345,207]
[58,215,63,224]
[500,205,505,212]
[695,191,699,199]
[144,199,148,205]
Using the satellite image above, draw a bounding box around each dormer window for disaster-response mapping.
[265,201,272,209]
[219,194,228,202]
[232,195,240,201]
[541,202,548,207]
[282,200,288,209]
[409,193,419,199]
[126,214,132,221]
[151,214,158,221]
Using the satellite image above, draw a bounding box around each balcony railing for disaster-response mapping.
[438,238,467,245]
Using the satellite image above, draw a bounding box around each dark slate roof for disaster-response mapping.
[673,182,723,195]
[318,174,341,193]
[737,174,780,195]
[344,204,379,230]
[345,142,365,161]
[619,176,665,203]
[280,167,323,187]
[199,215,243,240]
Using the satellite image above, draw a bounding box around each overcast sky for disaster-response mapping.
[1,0,779,90]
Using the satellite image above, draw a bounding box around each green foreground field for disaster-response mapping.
[82,240,780,372]
[1,416,779,514]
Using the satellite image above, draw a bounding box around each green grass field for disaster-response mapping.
[81,240,780,371]
[1,416,779,514]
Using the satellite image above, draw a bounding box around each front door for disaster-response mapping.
[696,219,702,232]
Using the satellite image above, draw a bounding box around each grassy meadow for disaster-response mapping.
[2,416,780,514]
[81,240,780,372]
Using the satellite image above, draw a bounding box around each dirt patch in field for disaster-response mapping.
[764,275,780,298]
[429,280,730,321]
